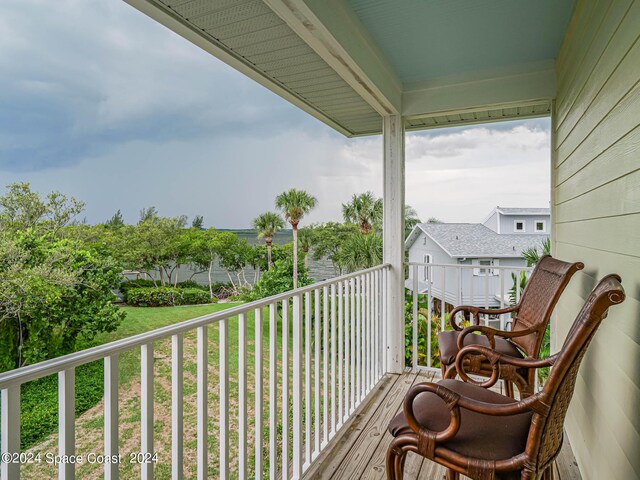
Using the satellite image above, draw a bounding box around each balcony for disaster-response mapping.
[0,262,582,479]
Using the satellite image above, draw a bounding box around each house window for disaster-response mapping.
[514,220,525,232]
[423,236,427,245]
[423,254,432,280]
[473,259,497,276]
[535,220,546,232]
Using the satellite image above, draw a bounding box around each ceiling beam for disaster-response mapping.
[403,61,557,119]
[264,0,402,116]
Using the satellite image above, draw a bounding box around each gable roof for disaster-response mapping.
[406,223,548,258]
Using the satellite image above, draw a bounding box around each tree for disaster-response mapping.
[252,211,285,269]
[427,217,442,224]
[298,227,313,270]
[0,185,124,371]
[191,215,204,229]
[342,192,382,234]
[138,206,158,225]
[404,205,421,238]
[522,238,551,267]
[309,222,359,275]
[275,189,317,289]
[0,183,85,234]
[105,210,125,228]
[336,232,383,273]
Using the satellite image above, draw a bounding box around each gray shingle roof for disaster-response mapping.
[418,223,548,257]
[496,207,550,215]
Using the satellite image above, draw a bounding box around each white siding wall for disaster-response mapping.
[498,215,550,234]
[553,1,640,479]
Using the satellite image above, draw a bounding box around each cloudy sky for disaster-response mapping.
[0,0,551,228]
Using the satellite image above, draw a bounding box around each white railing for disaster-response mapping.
[406,262,533,371]
[0,264,390,480]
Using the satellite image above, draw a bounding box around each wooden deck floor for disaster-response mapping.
[303,369,582,480]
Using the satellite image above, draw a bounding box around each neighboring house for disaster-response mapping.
[405,207,550,309]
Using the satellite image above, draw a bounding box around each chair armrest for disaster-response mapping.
[403,383,462,446]
[403,382,547,452]
[455,345,558,388]
[448,305,519,331]
[456,324,538,351]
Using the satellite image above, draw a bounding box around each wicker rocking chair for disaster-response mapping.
[438,255,584,398]
[387,274,625,480]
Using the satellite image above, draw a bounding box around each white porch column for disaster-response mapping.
[383,115,405,374]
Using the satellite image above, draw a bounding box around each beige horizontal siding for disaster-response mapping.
[552,1,640,479]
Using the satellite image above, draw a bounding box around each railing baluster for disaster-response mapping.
[374,269,380,380]
[304,292,311,470]
[58,368,75,480]
[344,280,350,421]
[382,269,387,374]
[269,304,277,480]
[171,335,183,480]
[313,290,320,458]
[219,320,229,480]
[427,266,432,369]
[255,308,264,480]
[412,265,418,369]
[282,298,289,480]
[292,294,303,479]
[484,273,490,326]
[355,276,361,403]
[197,326,208,480]
[366,273,372,390]
[500,270,506,330]
[141,343,154,480]
[337,281,344,429]
[238,314,247,479]
[441,267,446,332]
[1,385,20,480]
[322,286,329,446]
[105,354,119,480]
[330,283,336,437]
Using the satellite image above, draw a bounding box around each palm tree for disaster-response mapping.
[298,227,313,270]
[342,192,382,234]
[337,232,383,273]
[404,204,421,238]
[252,211,285,269]
[275,189,317,289]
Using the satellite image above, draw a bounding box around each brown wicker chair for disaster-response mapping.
[387,274,625,480]
[439,255,584,398]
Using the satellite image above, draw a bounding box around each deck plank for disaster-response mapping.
[303,372,402,479]
[312,371,421,479]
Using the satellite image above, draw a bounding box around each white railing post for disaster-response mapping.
[171,335,183,480]
[58,368,75,480]
[268,304,277,480]
[282,299,289,480]
[383,114,405,374]
[105,354,119,480]
[344,280,351,420]
[313,290,320,458]
[238,314,247,479]
[219,320,229,480]
[330,283,336,436]
[337,281,343,429]
[141,343,154,480]
[412,265,418,369]
[303,293,311,470]
[254,308,264,480]
[322,286,329,446]
[197,326,208,480]
[1,385,20,480]
[292,294,303,479]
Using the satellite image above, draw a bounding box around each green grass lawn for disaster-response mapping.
[20,301,314,480]
[20,303,242,450]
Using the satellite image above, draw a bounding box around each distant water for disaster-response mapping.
[124,229,337,285]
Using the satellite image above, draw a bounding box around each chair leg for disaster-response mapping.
[445,468,460,480]
[386,445,407,480]
[542,464,555,480]
[504,381,514,398]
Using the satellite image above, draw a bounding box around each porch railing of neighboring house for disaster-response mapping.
[0,264,390,480]
[406,262,533,371]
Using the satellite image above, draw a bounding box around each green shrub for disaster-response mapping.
[126,287,180,307]
[177,288,210,305]
[120,279,156,297]
[175,280,208,291]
